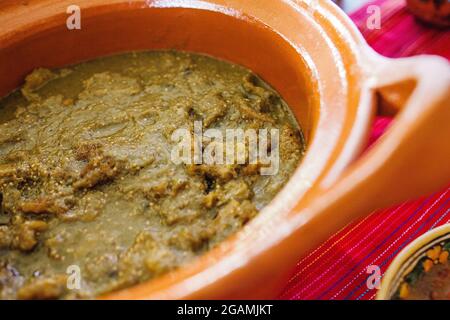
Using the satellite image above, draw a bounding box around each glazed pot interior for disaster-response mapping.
[0,4,316,140]
[0,0,373,298]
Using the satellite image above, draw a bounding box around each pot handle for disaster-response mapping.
[302,55,450,236]
[353,54,450,207]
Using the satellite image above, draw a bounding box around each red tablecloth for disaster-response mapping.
[279,0,450,300]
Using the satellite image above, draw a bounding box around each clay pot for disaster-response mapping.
[0,0,449,299]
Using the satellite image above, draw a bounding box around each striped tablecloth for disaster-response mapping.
[279,0,450,300]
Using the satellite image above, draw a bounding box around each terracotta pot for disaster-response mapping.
[0,0,449,299]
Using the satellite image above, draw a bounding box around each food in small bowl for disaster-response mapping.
[378,224,450,300]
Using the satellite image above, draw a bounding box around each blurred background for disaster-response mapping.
[333,0,372,12]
